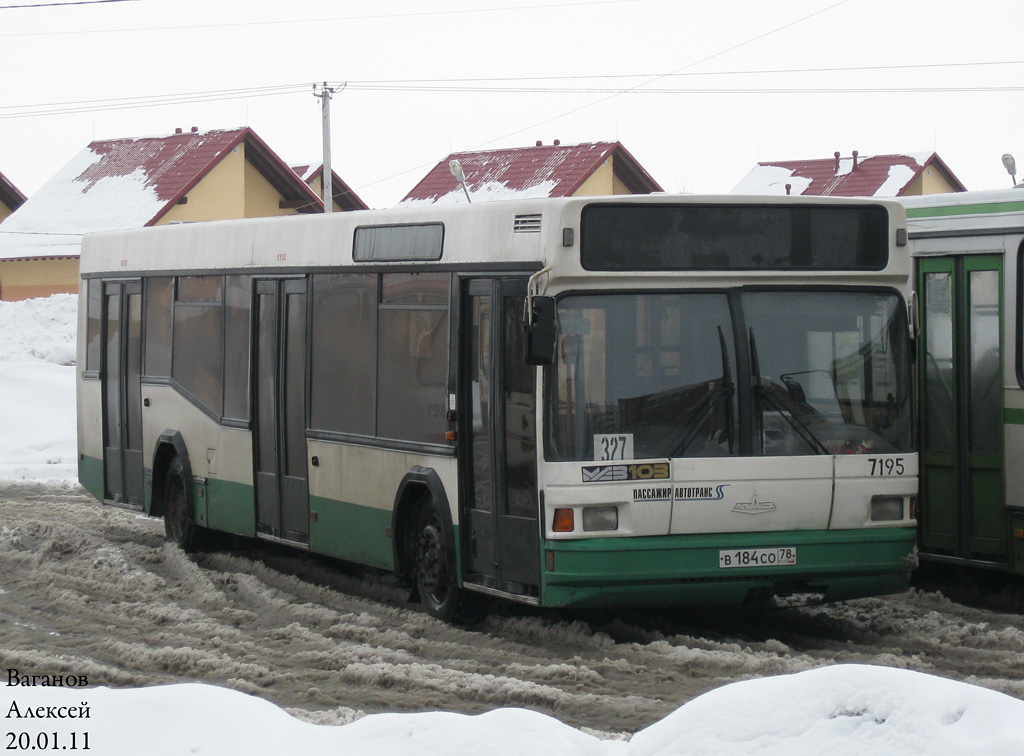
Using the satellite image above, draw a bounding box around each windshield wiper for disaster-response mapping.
[669,326,735,456]
[749,327,829,455]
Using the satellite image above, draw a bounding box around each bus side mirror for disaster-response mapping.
[524,296,556,366]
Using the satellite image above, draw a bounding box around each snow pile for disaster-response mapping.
[3,665,1022,756]
[0,294,78,481]
[629,664,1024,755]
[0,293,77,365]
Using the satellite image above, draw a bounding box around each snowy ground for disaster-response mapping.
[0,294,77,481]
[2,294,1024,755]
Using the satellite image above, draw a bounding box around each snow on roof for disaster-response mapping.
[400,141,661,206]
[730,165,814,196]
[0,145,159,260]
[731,152,966,197]
[0,127,322,261]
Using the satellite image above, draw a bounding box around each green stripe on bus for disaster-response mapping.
[206,477,257,536]
[1005,408,1024,425]
[309,495,396,572]
[78,455,104,502]
[906,200,1024,219]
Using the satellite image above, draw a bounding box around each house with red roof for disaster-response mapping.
[732,151,966,197]
[292,163,368,212]
[0,170,26,224]
[0,127,347,301]
[400,140,662,206]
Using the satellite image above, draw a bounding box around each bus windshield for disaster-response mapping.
[545,289,912,461]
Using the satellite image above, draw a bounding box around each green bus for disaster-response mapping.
[904,188,1024,574]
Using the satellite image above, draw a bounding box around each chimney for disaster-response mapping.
[191,126,199,133]
[175,128,183,134]
[554,139,561,146]
[834,151,840,173]
[852,150,859,170]
[536,140,543,147]
[785,183,792,195]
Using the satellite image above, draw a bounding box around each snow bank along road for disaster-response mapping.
[2,481,1024,735]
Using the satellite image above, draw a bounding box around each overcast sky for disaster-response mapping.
[2,0,1023,209]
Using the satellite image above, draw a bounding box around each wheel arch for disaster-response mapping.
[150,430,193,518]
[392,466,456,583]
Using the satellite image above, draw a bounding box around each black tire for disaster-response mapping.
[414,502,460,621]
[163,456,198,552]
[413,501,491,625]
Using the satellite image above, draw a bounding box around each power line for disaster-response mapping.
[352,59,1024,85]
[0,0,633,36]
[5,55,1023,121]
[0,0,137,8]
[343,83,1024,95]
[448,0,849,152]
[0,83,307,113]
[0,83,311,120]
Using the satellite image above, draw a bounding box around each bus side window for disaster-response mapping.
[144,277,173,378]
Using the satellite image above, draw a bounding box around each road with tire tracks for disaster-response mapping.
[2,481,1023,736]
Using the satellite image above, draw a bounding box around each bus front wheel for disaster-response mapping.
[164,456,198,552]
[414,502,460,621]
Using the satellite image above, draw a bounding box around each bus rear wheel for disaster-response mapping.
[163,456,198,552]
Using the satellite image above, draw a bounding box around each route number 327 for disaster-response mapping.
[595,434,635,461]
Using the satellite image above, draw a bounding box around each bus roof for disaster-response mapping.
[902,187,1024,236]
[80,193,908,284]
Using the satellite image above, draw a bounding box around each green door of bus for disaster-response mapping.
[919,255,1005,563]
[102,279,144,508]
[461,278,541,598]
[254,278,310,544]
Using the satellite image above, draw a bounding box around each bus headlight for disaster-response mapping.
[582,506,618,532]
[870,496,904,522]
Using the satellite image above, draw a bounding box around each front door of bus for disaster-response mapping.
[254,278,310,544]
[461,278,541,597]
[102,280,144,507]
[919,255,1005,563]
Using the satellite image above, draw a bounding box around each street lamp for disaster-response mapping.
[449,160,472,203]
[1002,154,1017,186]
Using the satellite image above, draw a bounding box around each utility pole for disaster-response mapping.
[313,82,345,213]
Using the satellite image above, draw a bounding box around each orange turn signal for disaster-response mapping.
[553,508,574,533]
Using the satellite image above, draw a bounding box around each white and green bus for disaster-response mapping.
[77,194,918,620]
[903,187,1024,575]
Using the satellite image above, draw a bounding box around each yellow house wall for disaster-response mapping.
[920,167,958,194]
[157,144,245,224]
[243,154,306,217]
[571,156,635,197]
[157,142,302,225]
[0,258,79,301]
[0,202,14,224]
[307,174,345,213]
[900,168,959,196]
